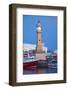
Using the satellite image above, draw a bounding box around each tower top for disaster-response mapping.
[36,20,42,27]
[36,20,42,32]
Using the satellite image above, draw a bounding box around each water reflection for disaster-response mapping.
[23,67,57,75]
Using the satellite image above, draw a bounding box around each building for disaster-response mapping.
[23,43,47,59]
[35,20,46,60]
[23,21,48,68]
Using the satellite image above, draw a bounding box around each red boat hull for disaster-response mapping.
[23,59,48,69]
[23,61,38,69]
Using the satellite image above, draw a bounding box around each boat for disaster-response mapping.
[48,59,57,68]
[23,58,37,69]
[23,57,48,69]
[23,43,48,69]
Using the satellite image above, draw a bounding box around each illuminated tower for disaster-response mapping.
[36,21,46,60]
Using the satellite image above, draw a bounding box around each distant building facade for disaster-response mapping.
[23,44,47,59]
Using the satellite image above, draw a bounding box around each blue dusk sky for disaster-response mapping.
[23,15,57,51]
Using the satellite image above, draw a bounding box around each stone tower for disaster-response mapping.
[36,21,46,60]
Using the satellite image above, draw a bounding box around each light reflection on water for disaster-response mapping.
[23,57,57,75]
[23,67,57,75]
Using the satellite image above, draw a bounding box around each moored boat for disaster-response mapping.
[23,58,48,69]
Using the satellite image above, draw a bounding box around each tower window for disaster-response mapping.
[39,40,40,41]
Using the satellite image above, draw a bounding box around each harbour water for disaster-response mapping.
[23,58,57,75]
[23,67,57,75]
